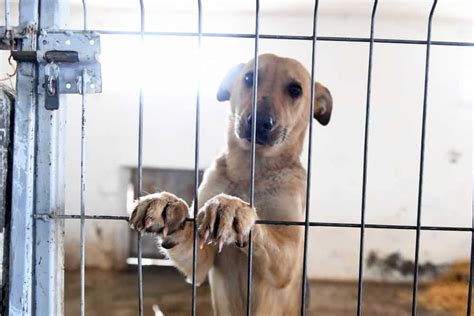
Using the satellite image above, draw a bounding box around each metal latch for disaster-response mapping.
[12,31,102,110]
[44,62,60,110]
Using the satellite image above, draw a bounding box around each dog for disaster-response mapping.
[129,53,333,315]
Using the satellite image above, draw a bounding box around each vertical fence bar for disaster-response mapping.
[136,1,146,316]
[411,1,438,315]
[8,1,38,315]
[3,0,10,31]
[355,1,378,315]
[246,1,259,315]
[79,69,87,316]
[34,1,69,315]
[0,83,13,316]
[191,0,202,315]
[467,187,473,316]
[468,227,473,316]
[300,0,319,314]
[81,0,88,31]
[79,2,88,316]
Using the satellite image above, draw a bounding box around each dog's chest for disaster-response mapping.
[225,173,302,221]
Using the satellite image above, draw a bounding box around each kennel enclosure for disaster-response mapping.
[0,0,473,315]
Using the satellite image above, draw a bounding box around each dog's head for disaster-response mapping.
[217,54,332,155]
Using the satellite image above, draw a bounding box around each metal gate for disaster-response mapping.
[1,0,473,315]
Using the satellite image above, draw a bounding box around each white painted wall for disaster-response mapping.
[2,0,472,280]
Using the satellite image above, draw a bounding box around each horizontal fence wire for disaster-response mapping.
[356,1,378,315]
[411,1,437,315]
[50,30,474,47]
[33,214,473,232]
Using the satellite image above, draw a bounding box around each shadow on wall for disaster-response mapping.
[366,250,441,281]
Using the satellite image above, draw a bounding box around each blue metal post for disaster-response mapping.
[8,1,39,314]
[34,1,69,315]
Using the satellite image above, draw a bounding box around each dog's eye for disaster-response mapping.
[244,72,254,87]
[287,83,302,98]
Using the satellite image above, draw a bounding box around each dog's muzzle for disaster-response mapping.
[241,112,277,145]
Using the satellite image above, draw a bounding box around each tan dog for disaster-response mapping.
[129,53,333,315]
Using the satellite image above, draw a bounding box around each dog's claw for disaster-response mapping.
[162,226,168,238]
[218,240,224,253]
[145,218,153,229]
[235,234,247,248]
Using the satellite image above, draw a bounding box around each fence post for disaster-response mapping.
[8,0,68,315]
[0,84,14,314]
[34,1,69,315]
[8,0,39,314]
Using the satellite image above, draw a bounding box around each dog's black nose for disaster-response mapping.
[246,113,275,143]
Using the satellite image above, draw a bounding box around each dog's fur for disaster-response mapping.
[129,54,333,315]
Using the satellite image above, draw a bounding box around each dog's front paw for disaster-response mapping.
[197,194,257,252]
[129,192,189,245]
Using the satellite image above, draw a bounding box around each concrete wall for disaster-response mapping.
[2,1,472,280]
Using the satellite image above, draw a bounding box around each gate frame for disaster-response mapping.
[8,1,68,315]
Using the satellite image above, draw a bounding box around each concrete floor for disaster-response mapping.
[65,267,449,316]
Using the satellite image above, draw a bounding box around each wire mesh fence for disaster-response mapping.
[1,0,473,315]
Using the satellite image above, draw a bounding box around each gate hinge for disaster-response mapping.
[12,31,102,110]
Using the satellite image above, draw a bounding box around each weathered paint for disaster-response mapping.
[7,1,39,313]
[9,66,36,315]
[32,1,69,315]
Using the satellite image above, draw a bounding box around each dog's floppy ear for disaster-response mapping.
[217,63,244,102]
[313,82,333,126]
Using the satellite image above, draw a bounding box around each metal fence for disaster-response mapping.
[1,0,473,315]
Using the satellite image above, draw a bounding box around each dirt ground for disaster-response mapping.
[64,267,459,316]
[416,261,472,316]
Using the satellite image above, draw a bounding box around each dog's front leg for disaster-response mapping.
[129,192,217,284]
[247,224,303,289]
[198,194,302,289]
